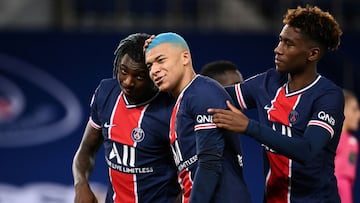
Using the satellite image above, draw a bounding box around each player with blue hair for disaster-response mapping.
[145,32,189,54]
[145,32,252,203]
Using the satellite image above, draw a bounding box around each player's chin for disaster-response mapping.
[275,65,287,73]
[158,85,169,92]
[158,83,172,92]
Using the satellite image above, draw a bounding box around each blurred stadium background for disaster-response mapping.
[0,1,359,202]
[1,0,359,32]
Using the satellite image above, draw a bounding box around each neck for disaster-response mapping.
[287,67,318,92]
[127,86,158,105]
[172,69,196,98]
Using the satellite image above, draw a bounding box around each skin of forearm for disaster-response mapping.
[73,147,96,186]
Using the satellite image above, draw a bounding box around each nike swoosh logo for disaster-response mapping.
[104,122,117,128]
[264,104,276,111]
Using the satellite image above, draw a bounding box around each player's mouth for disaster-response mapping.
[274,57,283,66]
[154,75,164,87]
[122,87,133,95]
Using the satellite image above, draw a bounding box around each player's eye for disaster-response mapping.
[120,68,127,74]
[136,75,145,80]
[146,64,152,71]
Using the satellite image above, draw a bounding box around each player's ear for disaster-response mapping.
[307,47,321,62]
[182,51,191,66]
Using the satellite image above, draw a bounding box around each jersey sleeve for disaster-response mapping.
[307,88,344,139]
[246,120,331,164]
[188,82,231,203]
[89,83,102,130]
[225,73,262,110]
[89,78,118,130]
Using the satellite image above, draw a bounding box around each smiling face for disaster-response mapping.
[117,54,157,104]
[274,24,319,74]
[145,43,190,96]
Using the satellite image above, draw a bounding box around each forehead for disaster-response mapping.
[120,54,146,70]
[280,24,304,41]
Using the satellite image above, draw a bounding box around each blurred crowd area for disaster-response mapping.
[0,0,359,33]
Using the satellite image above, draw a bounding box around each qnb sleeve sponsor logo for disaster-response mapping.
[196,114,213,123]
[0,54,82,147]
[194,114,216,131]
[317,111,335,126]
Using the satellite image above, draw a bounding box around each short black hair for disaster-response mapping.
[200,60,239,78]
[113,33,151,78]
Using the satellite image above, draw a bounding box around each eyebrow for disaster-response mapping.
[152,54,165,62]
[146,54,163,66]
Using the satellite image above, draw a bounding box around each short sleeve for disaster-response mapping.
[307,88,344,138]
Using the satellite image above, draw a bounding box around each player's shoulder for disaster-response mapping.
[308,76,344,108]
[93,78,120,102]
[153,91,175,106]
[244,68,286,84]
[316,76,343,97]
[193,75,224,91]
[318,76,341,89]
[184,75,231,106]
[97,78,118,90]
[95,78,119,94]
[147,92,174,118]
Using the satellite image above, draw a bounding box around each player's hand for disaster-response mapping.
[143,35,155,53]
[74,182,98,203]
[208,100,249,133]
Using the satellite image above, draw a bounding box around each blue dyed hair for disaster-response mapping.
[145,32,189,54]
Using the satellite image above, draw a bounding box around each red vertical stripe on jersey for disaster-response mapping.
[169,95,182,144]
[170,95,194,203]
[110,94,144,145]
[266,152,291,203]
[109,93,145,203]
[266,86,300,203]
[179,169,192,203]
[268,87,300,125]
[110,169,137,203]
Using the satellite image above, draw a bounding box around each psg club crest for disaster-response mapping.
[131,127,145,142]
[288,110,299,124]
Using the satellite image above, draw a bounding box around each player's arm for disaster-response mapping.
[209,101,332,164]
[246,89,344,164]
[209,102,330,164]
[210,89,344,164]
[72,121,103,203]
[189,87,226,203]
[245,119,330,164]
[189,128,224,203]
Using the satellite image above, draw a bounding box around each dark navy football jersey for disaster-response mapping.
[226,69,344,203]
[170,75,251,203]
[89,78,180,203]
